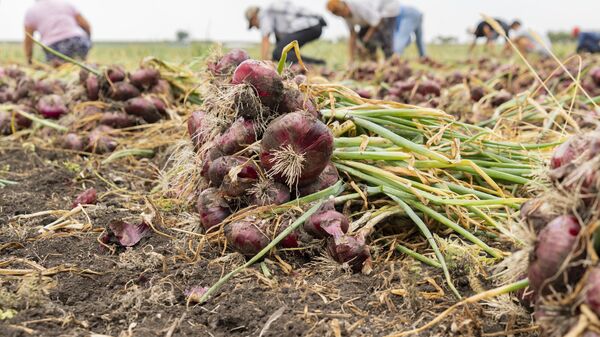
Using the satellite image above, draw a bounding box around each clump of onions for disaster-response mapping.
[298,163,339,197]
[232,60,284,108]
[129,68,160,89]
[220,159,260,198]
[528,215,582,294]
[327,232,371,272]
[212,49,249,76]
[260,111,333,187]
[278,87,319,117]
[100,111,139,128]
[87,125,118,154]
[224,217,270,256]
[72,188,97,208]
[108,82,140,101]
[585,266,600,316]
[86,75,100,100]
[304,204,349,239]
[196,187,231,231]
[36,94,67,119]
[215,118,257,155]
[106,66,126,83]
[248,180,291,206]
[62,133,84,151]
[124,97,162,123]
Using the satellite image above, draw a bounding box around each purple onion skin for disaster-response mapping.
[232,60,283,108]
[108,82,141,101]
[100,112,140,128]
[550,135,593,170]
[585,267,600,317]
[36,95,67,119]
[0,110,32,134]
[62,133,84,151]
[591,67,600,87]
[213,49,249,76]
[124,97,161,123]
[416,80,441,96]
[249,181,291,206]
[215,118,257,155]
[107,221,150,247]
[298,163,339,197]
[327,233,371,272]
[72,188,97,208]
[196,188,231,231]
[277,88,319,117]
[528,215,582,294]
[470,86,485,102]
[491,91,512,107]
[200,146,224,179]
[149,79,172,97]
[149,96,167,115]
[129,68,160,89]
[278,220,300,248]
[224,219,270,256]
[355,88,372,99]
[304,210,349,239]
[260,111,334,186]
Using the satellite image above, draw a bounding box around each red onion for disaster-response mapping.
[212,49,249,76]
[196,187,231,231]
[591,67,600,87]
[278,87,319,117]
[36,94,67,119]
[528,215,582,294]
[491,91,512,107]
[124,97,162,123]
[220,159,260,198]
[224,217,270,256]
[585,267,600,316]
[149,79,172,97]
[87,125,118,154]
[298,162,339,197]
[354,88,372,99]
[188,110,206,148]
[260,111,333,187]
[248,180,291,206]
[108,82,140,101]
[232,60,283,108]
[62,133,84,151]
[207,155,251,187]
[416,80,441,96]
[470,86,485,102]
[106,66,126,83]
[129,68,160,89]
[327,232,371,272]
[200,146,224,179]
[550,134,596,170]
[100,111,140,128]
[72,188,97,208]
[215,118,257,155]
[86,75,100,100]
[278,220,300,248]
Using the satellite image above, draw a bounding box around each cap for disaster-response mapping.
[245,6,259,29]
[572,26,581,37]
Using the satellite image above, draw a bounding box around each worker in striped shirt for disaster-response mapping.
[245,2,327,65]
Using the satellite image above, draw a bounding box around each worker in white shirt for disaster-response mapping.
[327,0,426,64]
[245,2,327,64]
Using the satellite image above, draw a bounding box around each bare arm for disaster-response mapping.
[348,28,357,65]
[24,26,35,64]
[261,35,270,60]
[75,14,91,37]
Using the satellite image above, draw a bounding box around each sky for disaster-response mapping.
[0,0,598,43]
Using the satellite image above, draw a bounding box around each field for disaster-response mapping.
[1,39,600,337]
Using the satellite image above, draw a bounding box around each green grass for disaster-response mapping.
[0,40,577,71]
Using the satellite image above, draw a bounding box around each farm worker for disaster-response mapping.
[327,0,425,64]
[510,22,552,57]
[24,0,92,65]
[468,18,515,53]
[573,27,600,53]
[245,2,327,65]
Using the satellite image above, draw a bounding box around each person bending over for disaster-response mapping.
[24,0,92,65]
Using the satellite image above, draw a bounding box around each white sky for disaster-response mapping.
[0,0,598,43]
